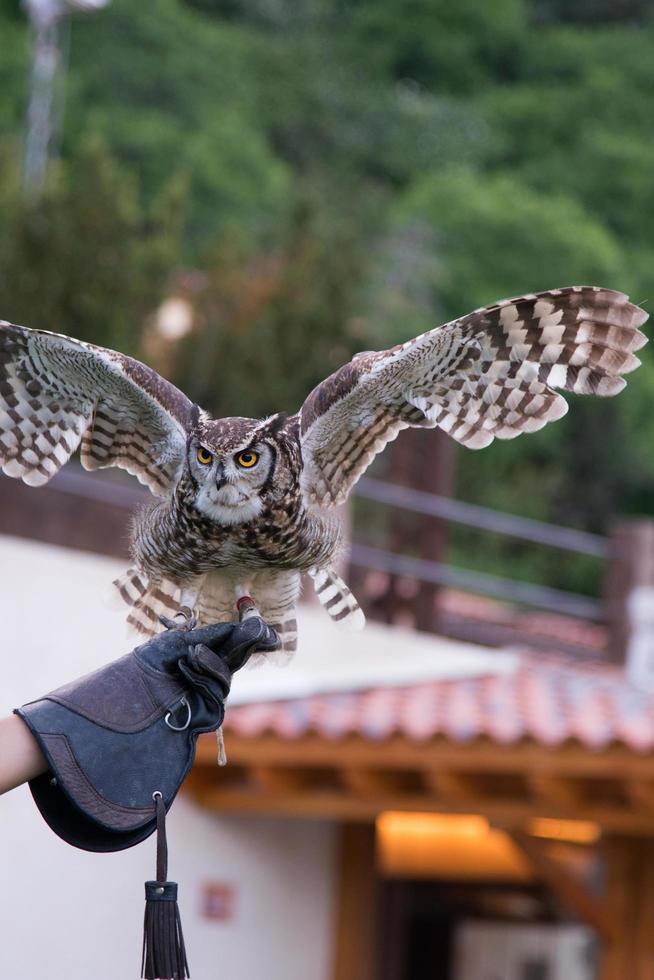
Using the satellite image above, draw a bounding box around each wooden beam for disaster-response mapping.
[528,774,586,810]
[341,768,403,797]
[627,780,654,813]
[423,770,482,801]
[186,783,654,835]
[199,733,654,781]
[191,735,654,835]
[509,831,616,943]
[248,766,307,794]
[332,823,378,980]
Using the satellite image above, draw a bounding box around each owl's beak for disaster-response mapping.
[215,463,227,490]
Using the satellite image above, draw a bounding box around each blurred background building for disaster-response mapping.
[1,0,654,978]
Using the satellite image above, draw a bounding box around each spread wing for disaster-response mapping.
[299,286,648,507]
[0,322,196,495]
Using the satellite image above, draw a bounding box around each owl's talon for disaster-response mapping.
[159,607,198,632]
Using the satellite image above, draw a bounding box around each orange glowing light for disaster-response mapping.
[376,812,532,881]
[528,818,600,844]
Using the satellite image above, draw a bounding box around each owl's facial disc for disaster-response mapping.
[191,440,272,526]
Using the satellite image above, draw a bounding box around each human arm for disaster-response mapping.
[0,714,47,795]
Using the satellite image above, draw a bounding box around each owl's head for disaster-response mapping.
[186,415,288,525]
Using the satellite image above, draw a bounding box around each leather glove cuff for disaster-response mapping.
[15,617,278,852]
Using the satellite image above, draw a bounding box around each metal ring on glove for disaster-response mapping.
[164,696,192,732]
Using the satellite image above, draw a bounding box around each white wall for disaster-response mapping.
[0,536,337,980]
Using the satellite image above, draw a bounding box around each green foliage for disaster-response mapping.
[2,0,654,598]
[534,0,653,24]
[346,0,527,92]
[0,139,184,355]
[0,15,28,134]
[480,24,654,263]
[175,177,377,416]
[394,167,627,317]
[64,0,291,251]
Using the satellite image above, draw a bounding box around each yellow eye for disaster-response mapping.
[196,447,213,465]
[236,450,259,469]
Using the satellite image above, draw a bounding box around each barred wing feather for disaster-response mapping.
[299,286,648,507]
[0,322,194,495]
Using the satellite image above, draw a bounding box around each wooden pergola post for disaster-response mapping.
[331,822,379,980]
[605,520,654,664]
[373,428,454,632]
[599,836,654,980]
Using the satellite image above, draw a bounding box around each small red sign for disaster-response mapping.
[201,883,235,921]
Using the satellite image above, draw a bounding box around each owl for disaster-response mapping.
[0,286,647,657]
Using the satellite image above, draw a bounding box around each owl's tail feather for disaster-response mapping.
[113,568,181,637]
[262,612,297,665]
[310,567,366,632]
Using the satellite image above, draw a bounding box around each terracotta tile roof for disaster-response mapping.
[225,654,654,752]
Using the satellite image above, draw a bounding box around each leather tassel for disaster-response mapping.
[142,793,189,980]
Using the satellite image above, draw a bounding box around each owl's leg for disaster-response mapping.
[160,582,201,631]
[234,580,261,621]
[176,586,199,629]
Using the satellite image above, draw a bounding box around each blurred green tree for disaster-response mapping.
[0,139,185,354]
[64,0,291,253]
[175,176,378,417]
[1,0,654,597]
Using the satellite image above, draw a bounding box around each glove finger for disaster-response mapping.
[182,618,280,670]
[239,617,280,653]
[254,623,281,653]
[189,643,232,684]
[221,618,280,670]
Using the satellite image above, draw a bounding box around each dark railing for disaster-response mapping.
[351,477,607,624]
[355,477,607,558]
[349,542,603,622]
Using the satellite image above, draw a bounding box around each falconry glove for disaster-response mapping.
[15,616,277,852]
[15,614,277,980]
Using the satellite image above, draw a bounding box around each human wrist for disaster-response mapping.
[0,714,47,795]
